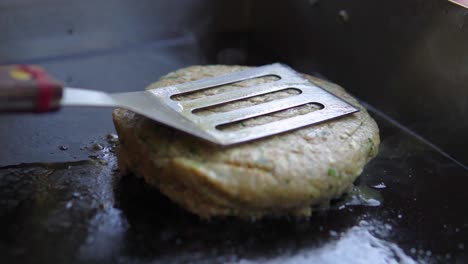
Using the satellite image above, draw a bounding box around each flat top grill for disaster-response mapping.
[0,1,467,263]
[1,111,466,264]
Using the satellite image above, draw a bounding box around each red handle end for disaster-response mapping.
[17,65,62,112]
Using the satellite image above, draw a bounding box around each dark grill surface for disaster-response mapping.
[0,1,467,263]
[1,99,467,263]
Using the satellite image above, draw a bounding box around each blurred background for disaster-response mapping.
[0,1,467,263]
[1,0,467,166]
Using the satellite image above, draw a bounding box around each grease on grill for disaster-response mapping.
[192,88,301,116]
[216,102,323,132]
[171,75,280,101]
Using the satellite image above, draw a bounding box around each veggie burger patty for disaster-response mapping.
[112,65,380,219]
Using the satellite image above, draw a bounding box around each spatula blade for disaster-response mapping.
[115,63,359,145]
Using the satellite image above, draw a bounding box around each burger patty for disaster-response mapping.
[112,65,380,219]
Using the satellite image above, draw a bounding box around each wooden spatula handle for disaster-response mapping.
[0,65,63,112]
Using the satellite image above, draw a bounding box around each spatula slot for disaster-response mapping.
[191,88,301,116]
[170,75,280,101]
[215,102,324,132]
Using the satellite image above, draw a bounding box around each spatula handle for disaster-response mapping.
[0,65,63,112]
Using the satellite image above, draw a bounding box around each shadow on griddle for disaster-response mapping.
[112,173,369,261]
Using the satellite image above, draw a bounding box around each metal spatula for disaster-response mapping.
[0,63,358,145]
